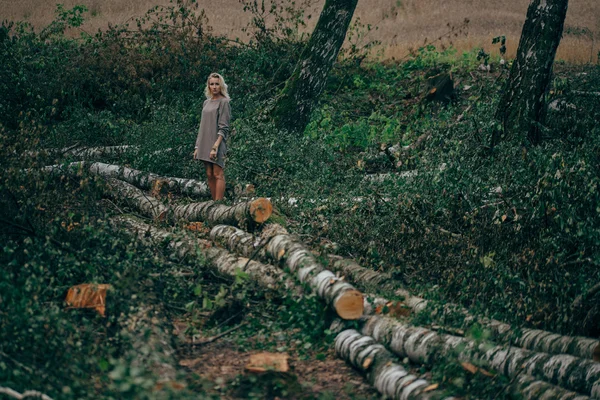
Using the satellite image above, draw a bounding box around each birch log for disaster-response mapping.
[43,161,211,198]
[171,198,272,226]
[369,290,600,361]
[334,329,453,400]
[209,224,363,319]
[112,217,288,291]
[210,224,260,258]
[361,314,600,397]
[265,235,363,319]
[106,178,167,221]
[347,265,600,360]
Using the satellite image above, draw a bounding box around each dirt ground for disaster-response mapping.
[174,320,380,399]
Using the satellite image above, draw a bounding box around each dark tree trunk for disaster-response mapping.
[272,0,358,133]
[494,0,569,146]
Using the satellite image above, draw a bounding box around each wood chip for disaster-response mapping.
[362,357,373,369]
[184,222,207,232]
[65,283,111,316]
[461,362,494,377]
[423,383,439,392]
[246,352,289,373]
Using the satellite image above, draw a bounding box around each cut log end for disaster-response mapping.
[249,198,273,223]
[335,290,364,320]
[594,343,600,362]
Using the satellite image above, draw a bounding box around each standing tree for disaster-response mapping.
[494,0,569,146]
[271,0,359,133]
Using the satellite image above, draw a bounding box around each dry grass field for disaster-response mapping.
[2,0,599,63]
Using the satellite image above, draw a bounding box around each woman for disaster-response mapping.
[193,72,231,201]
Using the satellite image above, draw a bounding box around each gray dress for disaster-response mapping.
[194,97,231,168]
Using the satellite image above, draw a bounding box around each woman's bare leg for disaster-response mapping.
[213,164,225,200]
[204,162,216,200]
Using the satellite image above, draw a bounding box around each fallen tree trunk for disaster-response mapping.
[171,198,273,227]
[43,161,211,198]
[334,329,452,400]
[333,258,600,360]
[361,314,600,397]
[106,178,168,221]
[264,234,365,320]
[60,145,137,158]
[210,224,262,258]
[112,217,289,291]
[209,224,363,320]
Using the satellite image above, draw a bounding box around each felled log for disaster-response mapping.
[334,329,451,399]
[265,235,363,319]
[106,178,168,221]
[210,225,261,258]
[171,198,273,227]
[343,261,600,360]
[43,161,211,198]
[112,217,288,291]
[328,257,396,292]
[61,145,137,158]
[25,145,138,159]
[361,314,600,397]
[209,224,363,320]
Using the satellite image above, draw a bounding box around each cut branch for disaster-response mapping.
[0,387,54,400]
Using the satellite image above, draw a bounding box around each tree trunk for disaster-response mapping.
[106,178,168,221]
[343,263,600,360]
[361,314,600,397]
[112,217,290,291]
[171,198,273,227]
[43,161,211,198]
[271,0,358,133]
[210,224,264,258]
[209,224,363,319]
[334,329,452,399]
[494,0,569,145]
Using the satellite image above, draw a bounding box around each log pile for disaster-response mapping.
[45,160,600,399]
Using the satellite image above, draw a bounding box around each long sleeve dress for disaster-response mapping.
[194,97,231,168]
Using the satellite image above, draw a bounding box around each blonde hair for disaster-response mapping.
[204,72,230,99]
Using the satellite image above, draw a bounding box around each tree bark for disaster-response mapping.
[210,224,264,258]
[271,0,358,132]
[361,314,600,397]
[43,161,211,198]
[494,0,569,145]
[209,224,363,319]
[346,265,600,360]
[106,178,168,221]
[171,198,273,226]
[334,329,452,399]
[112,217,289,291]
